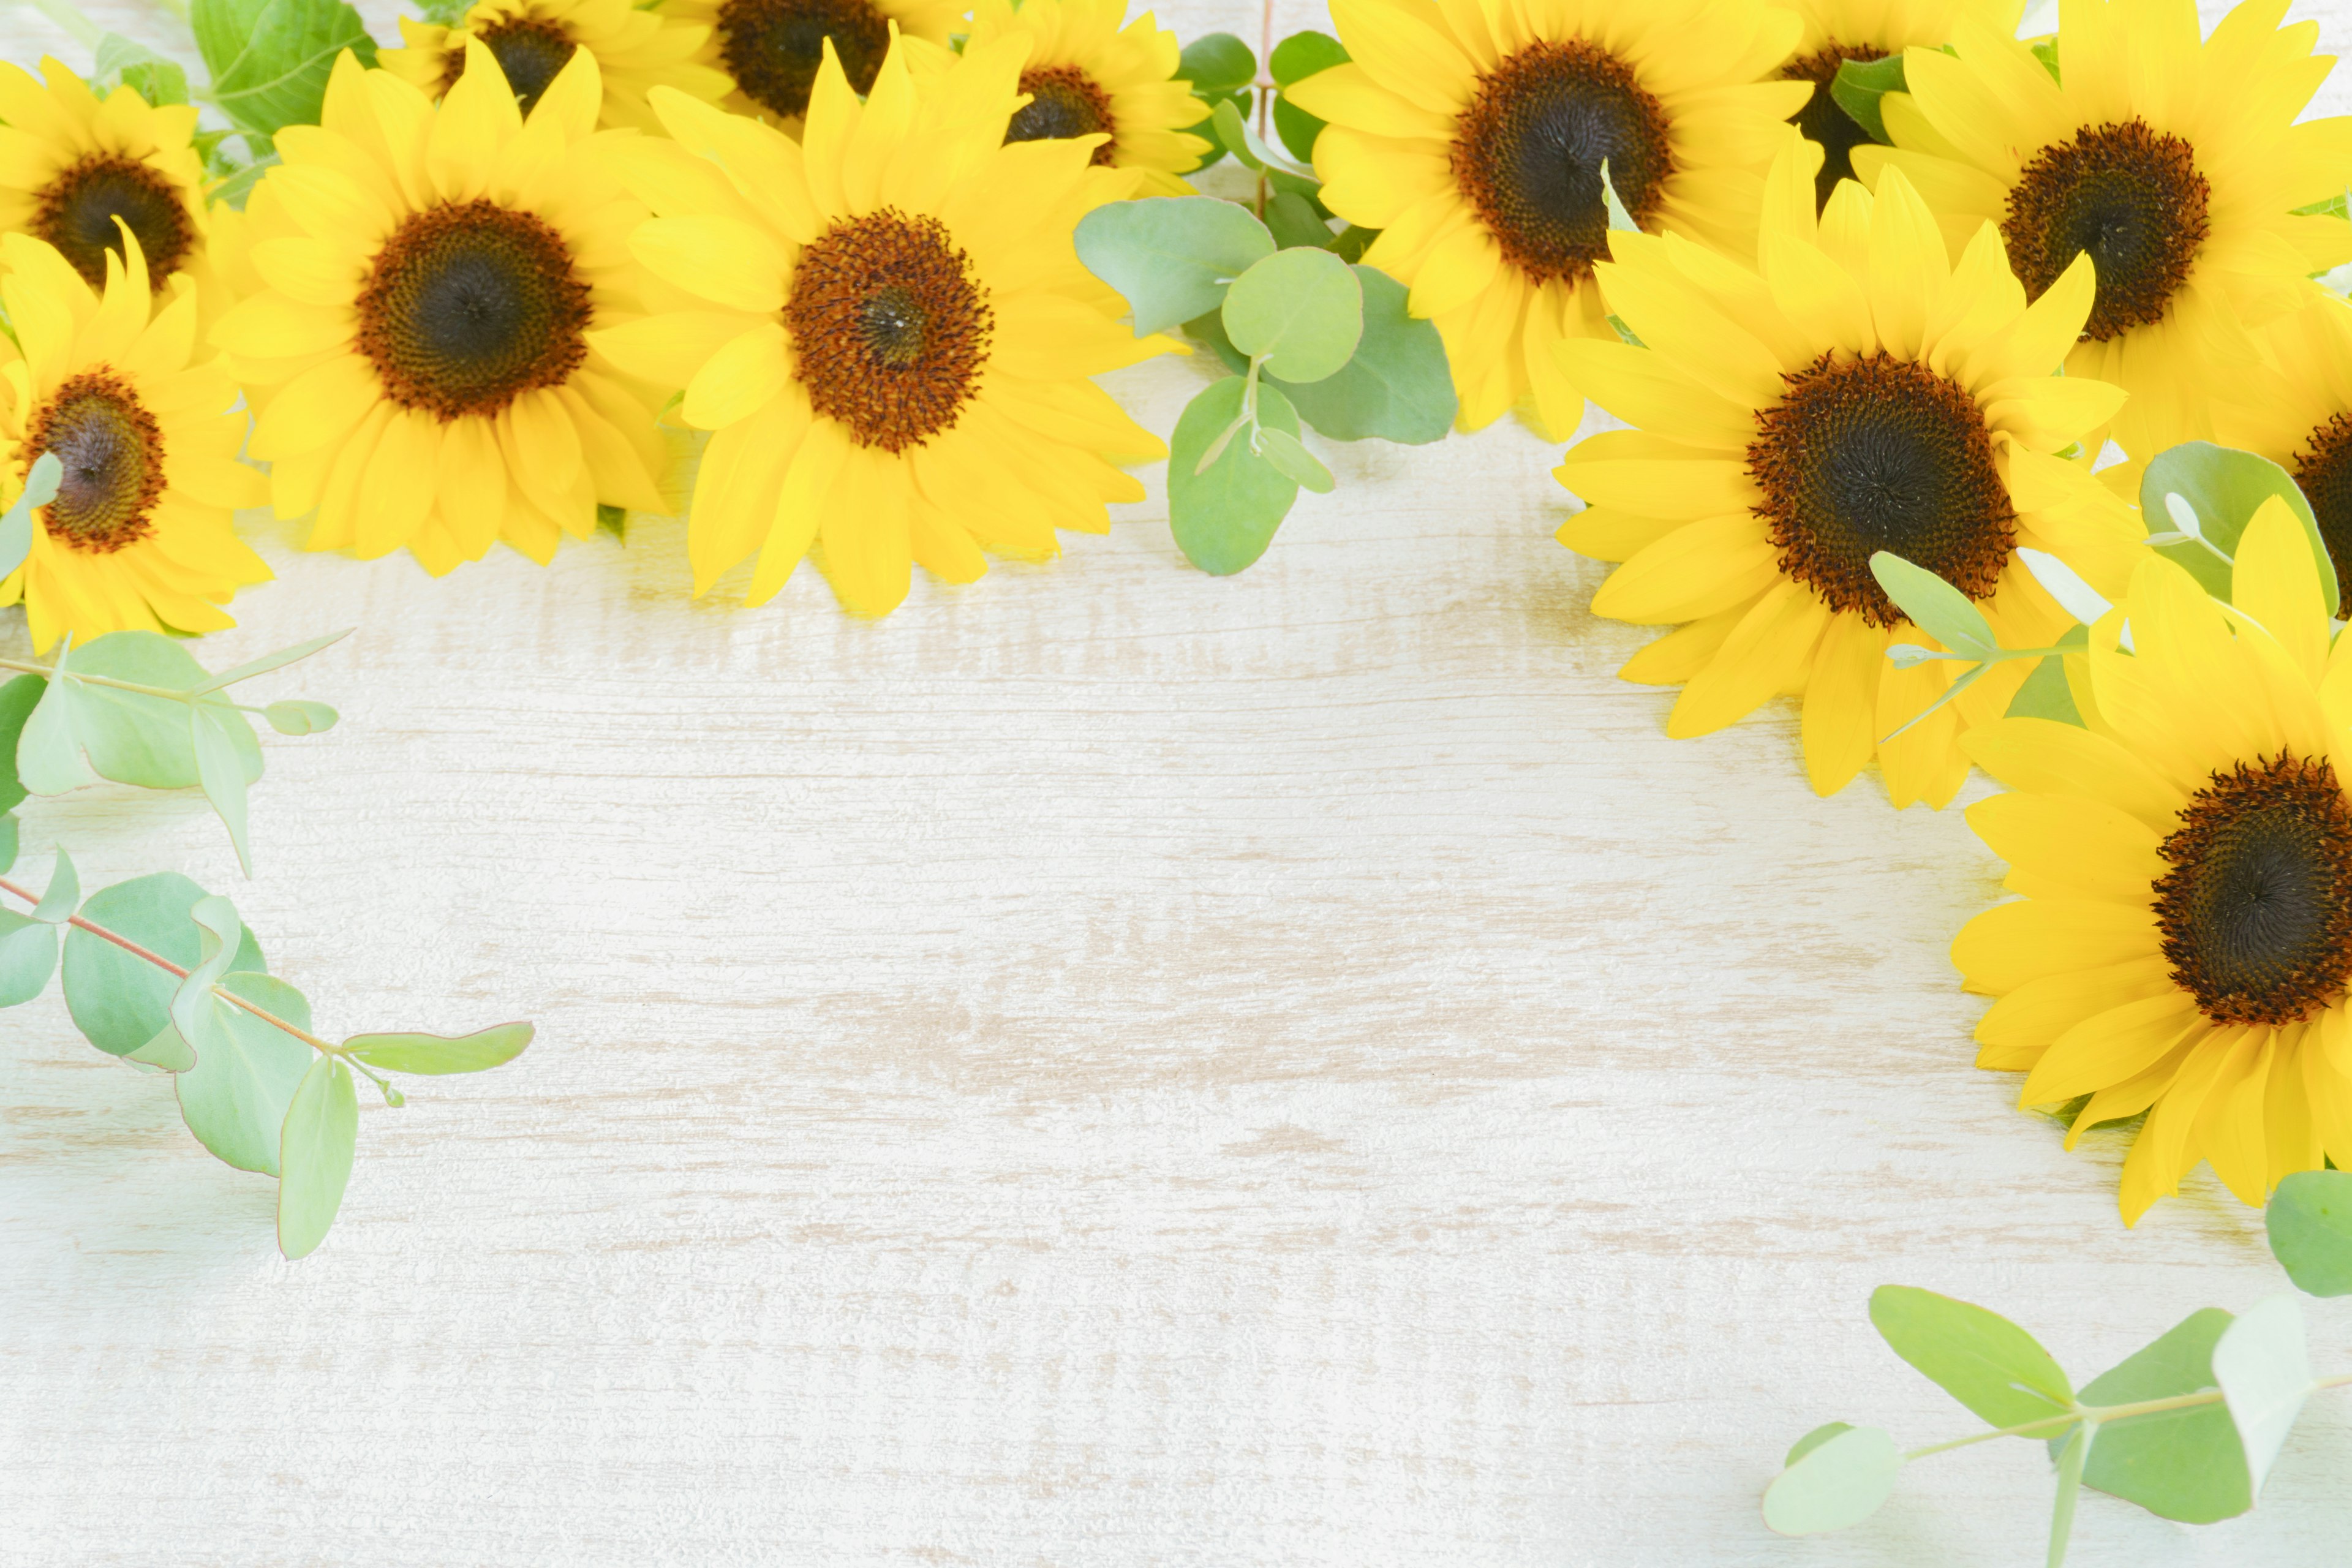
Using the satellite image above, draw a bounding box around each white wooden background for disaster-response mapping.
[5,1,2352,1562]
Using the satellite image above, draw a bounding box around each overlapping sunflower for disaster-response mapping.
[967,0,1211,195]
[662,0,965,130]
[381,0,734,131]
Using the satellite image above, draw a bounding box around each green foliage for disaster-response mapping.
[278,1054,357,1259]
[1868,554,1997,658]
[2031,37,2061,81]
[347,1022,535,1074]
[1223,247,1362,383]
[0,453,60,589]
[1177,32,1253,171]
[0,907,58,1008]
[192,0,379,145]
[1830,54,1907,145]
[2061,1310,2250,1523]
[62,873,268,1057]
[2267,1170,2352,1297]
[2139,440,2339,616]
[1268,31,1348,164]
[1278,268,1452,444]
[1762,1425,1901,1535]
[178,971,313,1175]
[597,503,627,541]
[415,0,471,23]
[1168,375,1301,576]
[1262,189,1333,249]
[2212,1295,2315,1496]
[92,33,191,105]
[1075,197,1275,336]
[1870,1286,2073,1428]
[2005,651,2083,723]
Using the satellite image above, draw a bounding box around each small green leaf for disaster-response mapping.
[264,699,339,736]
[168,894,243,1051]
[0,812,15,876]
[93,32,191,105]
[0,452,61,584]
[0,674,43,814]
[344,1021,535,1075]
[1178,31,1254,94]
[1868,553,1998,655]
[2140,442,2337,615]
[1074,197,1275,337]
[188,627,352,694]
[1879,660,1991,743]
[1254,426,1335,493]
[2016,546,2113,625]
[1269,31,1348,163]
[2212,1294,2315,1497]
[1167,377,1301,576]
[1784,1422,1853,1468]
[192,0,379,141]
[1223,247,1362,383]
[1830,53,1907,145]
[596,502,627,540]
[1264,189,1334,250]
[2031,37,2061,82]
[1762,1425,1901,1536]
[2267,1169,2352,1296]
[190,710,254,875]
[67,631,263,790]
[31,848,79,925]
[179,972,314,1175]
[17,663,91,797]
[2064,1309,2249,1523]
[1209,97,1313,179]
[1870,1285,2074,1428]
[1276,266,1453,445]
[127,1021,197,1071]
[62,873,267,1057]
[277,1054,357,1260]
[0,913,59,1008]
[2007,655,2084,724]
[2048,1420,2095,1568]
[1331,224,1378,263]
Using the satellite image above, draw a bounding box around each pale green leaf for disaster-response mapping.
[1270,31,1348,163]
[17,666,91,797]
[179,972,313,1175]
[1184,273,1455,445]
[2139,442,2337,615]
[0,453,60,584]
[0,812,15,876]
[0,913,59,1008]
[1177,31,1253,93]
[0,674,41,815]
[2267,1169,2352,1297]
[278,1054,356,1259]
[68,631,262,790]
[1209,96,1313,178]
[127,1021,196,1071]
[1167,377,1300,576]
[1074,197,1273,336]
[1784,1422,1853,1468]
[1868,554,1997,656]
[2061,1308,2249,1523]
[192,0,379,140]
[1871,1285,2074,1428]
[1254,426,1335,493]
[1762,1425,1901,1536]
[264,700,339,736]
[1830,53,1906,145]
[93,32,190,105]
[31,848,78,925]
[1263,189,1334,250]
[1223,247,1362,383]
[187,628,352,695]
[344,1020,535,1074]
[2048,1420,2095,1568]
[2213,1294,2314,1497]
[190,709,253,875]
[61,873,266,1057]
[168,894,243,1052]
[2006,655,2084,724]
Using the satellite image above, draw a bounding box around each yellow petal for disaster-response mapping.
[1951,897,2160,993]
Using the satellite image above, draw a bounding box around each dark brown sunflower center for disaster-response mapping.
[785,209,991,453]
[717,0,889,120]
[1006,66,1117,164]
[355,200,591,421]
[2154,754,2352,1026]
[1748,352,2016,627]
[2002,119,2209,343]
[32,154,194,290]
[24,369,166,555]
[1449,39,1672,286]
[1780,44,1884,213]
[2291,413,2352,610]
[443,17,579,118]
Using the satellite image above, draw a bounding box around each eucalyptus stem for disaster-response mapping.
[0,656,268,716]
[1901,1373,2352,1463]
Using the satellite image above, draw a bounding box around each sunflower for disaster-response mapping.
[1850,0,2352,463]
[1559,132,2144,809]
[2215,293,2352,610]
[1772,0,2024,209]
[211,44,668,575]
[1953,528,2352,1221]
[660,0,965,130]
[0,56,228,315]
[0,233,269,651]
[380,0,734,132]
[963,0,1210,197]
[587,33,1170,614]
[1284,0,1810,440]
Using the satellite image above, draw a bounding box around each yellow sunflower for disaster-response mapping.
[1851,0,2352,462]
[212,44,668,575]
[965,0,1210,197]
[661,0,965,131]
[0,56,230,317]
[1771,0,2024,208]
[1284,0,1810,440]
[380,0,734,132]
[2215,293,2352,611]
[1954,528,2352,1222]
[1,232,269,651]
[1559,132,2143,809]
[588,33,1170,614]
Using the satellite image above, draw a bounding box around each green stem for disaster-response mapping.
[0,657,266,716]
[1902,1373,2352,1462]
[25,0,102,48]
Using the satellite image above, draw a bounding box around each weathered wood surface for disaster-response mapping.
[4,2,2351,1562]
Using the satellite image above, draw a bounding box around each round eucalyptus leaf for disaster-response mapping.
[177,972,314,1177]
[0,914,59,1009]
[278,1054,357,1261]
[1167,377,1300,576]
[2059,1308,2251,1523]
[1223,247,1362,383]
[1762,1425,1901,1536]
[0,673,43,814]
[62,873,267,1057]
[2267,1169,2352,1297]
[1074,197,1274,337]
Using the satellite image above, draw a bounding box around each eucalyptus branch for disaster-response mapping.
[1902,1373,2352,1462]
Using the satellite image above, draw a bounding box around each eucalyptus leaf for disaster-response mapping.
[0,812,15,876]
[278,1054,356,1260]
[0,453,61,584]
[1177,32,1253,170]
[31,848,79,925]
[69,631,263,790]
[1223,247,1362,384]
[2267,1169,2352,1297]
[2017,546,2113,625]
[0,913,59,1008]
[2006,655,2084,724]
[1879,660,1990,743]
[189,627,352,694]
[1280,266,1453,444]
[2048,1420,2095,1568]
[1167,377,1300,576]
[264,699,339,736]
[1870,1285,2074,1428]
[17,668,91,797]
[1331,224,1378,263]
[1868,553,1997,655]
[1264,189,1334,250]
[1074,197,1275,336]
[1254,426,1335,493]
[127,1021,197,1072]
[168,895,244,1055]
[2139,442,2337,615]
[62,873,266,1057]
[1269,31,1348,164]
[190,709,254,875]
[1209,97,1313,179]
[2212,1294,2315,1497]
[1762,1425,1901,1536]
[2060,1308,2250,1523]
[1784,1422,1854,1468]
[1830,53,1907,145]
[0,674,42,814]
[179,972,314,1175]
[192,0,379,141]
[345,1021,534,1074]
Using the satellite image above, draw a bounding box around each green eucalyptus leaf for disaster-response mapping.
[1331,224,1378,263]
[1868,552,1997,655]
[1870,1285,2074,1428]
[17,667,92,797]
[263,699,340,736]
[1762,1425,1901,1536]
[1254,426,1335,493]
[1784,1422,1854,1468]
[30,847,78,924]
[2267,1169,2352,1296]
[190,710,254,875]
[2048,1420,2095,1568]
[0,913,59,1008]
[93,32,191,106]
[67,631,263,790]
[61,873,266,1057]
[1279,266,1453,444]
[1265,166,1332,219]
[1830,53,1906,145]
[1269,31,1348,163]
[2060,1308,2250,1523]
[168,895,243,1053]
[1263,189,1334,250]
[2006,654,2084,724]
[0,674,42,814]
[2031,37,2061,81]
[0,454,61,584]
[1074,197,1275,336]
[1223,247,1362,383]
[127,1021,196,1071]
[1177,32,1253,169]
[179,972,314,1175]
[2140,442,2337,615]
[189,627,351,694]
[0,811,15,876]
[2212,1294,2315,1498]
[1167,377,1301,576]
[277,1054,356,1260]
[345,1020,535,1074]
[192,0,379,141]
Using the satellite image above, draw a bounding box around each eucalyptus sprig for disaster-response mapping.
[1765,1170,2352,1562]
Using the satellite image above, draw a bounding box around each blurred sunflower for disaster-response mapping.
[1771,0,2024,208]
[966,0,1210,196]
[1285,0,1809,439]
[662,0,964,129]
[1560,134,2141,809]
[1853,0,2352,461]
[381,0,734,132]
[2216,294,2352,610]
[1954,528,2352,1221]
[589,34,1170,614]
[1,233,269,650]
[212,45,668,575]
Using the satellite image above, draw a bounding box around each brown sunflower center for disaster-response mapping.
[2154,754,2352,1026]
[2002,119,2209,343]
[1748,352,2016,627]
[2291,413,2352,610]
[355,200,591,421]
[1449,39,1672,286]
[32,155,194,290]
[785,209,991,453]
[24,369,167,555]
[717,0,890,120]
[1006,66,1117,164]
[1780,44,1884,213]
[443,17,579,118]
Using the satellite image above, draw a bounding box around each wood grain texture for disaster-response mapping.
[4,2,2352,1562]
